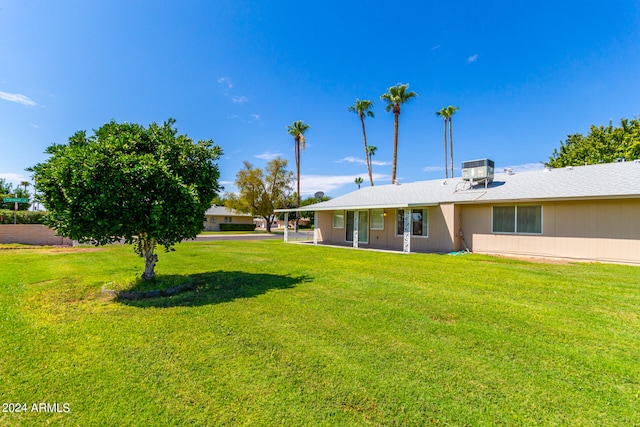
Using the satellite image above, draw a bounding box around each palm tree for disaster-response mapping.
[446,106,459,178]
[20,181,30,192]
[367,145,377,184]
[354,177,364,189]
[435,105,459,178]
[286,120,310,231]
[436,107,449,178]
[348,99,375,186]
[380,83,417,184]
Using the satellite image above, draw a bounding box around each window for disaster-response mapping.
[492,206,515,233]
[333,211,344,228]
[224,216,233,223]
[370,209,385,230]
[492,205,542,234]
[211,217,217,224]
[397,209,428,237]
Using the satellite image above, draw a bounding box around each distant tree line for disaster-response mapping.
[0,178,32,210]
[547,117,640,167]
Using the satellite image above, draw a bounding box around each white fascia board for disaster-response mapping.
[275,203,412,213]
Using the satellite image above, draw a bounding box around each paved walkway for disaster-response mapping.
[192,231,314,242]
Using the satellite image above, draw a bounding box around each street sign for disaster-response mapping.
[3,198,29,203]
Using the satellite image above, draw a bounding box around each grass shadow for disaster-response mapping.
[117,270,311,308]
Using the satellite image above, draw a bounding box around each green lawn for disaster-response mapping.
[0,241,639,426]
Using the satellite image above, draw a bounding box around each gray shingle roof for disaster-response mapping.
[277,161,640,212]
[204,206,252,216]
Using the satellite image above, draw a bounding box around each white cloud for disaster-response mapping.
[217,77,234,89]
[336,156,364,164]
[226,114,239,120]
[0,172,30,188]
[423,166,445,172]
[371,160,391,166]
[467,54,479,63]
[255,151,282,160]
[497,162,544,174]
[0,91,36,106]
[231,95,248,104]
[336,156,390,166]
[251,113,260,121]
[431,45,441,51]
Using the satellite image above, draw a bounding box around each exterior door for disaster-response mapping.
[346,211,368,243]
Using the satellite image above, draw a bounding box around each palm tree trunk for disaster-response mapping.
[295,139,300,232]
[443,118,448,178]
[361,116,373,186]
[392,111,399,183]
[449,118,454,178]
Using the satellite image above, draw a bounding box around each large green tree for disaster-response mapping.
[547,117,640,167]
[226,157,293,232]
[286,120,310,231]
[380,83,417,184]
[348,99,375,186]
[29,119,222,280]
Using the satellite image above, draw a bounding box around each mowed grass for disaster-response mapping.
[0,241,639,426]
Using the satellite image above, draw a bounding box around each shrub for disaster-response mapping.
[219,223,256,232]
[0,209,46,224]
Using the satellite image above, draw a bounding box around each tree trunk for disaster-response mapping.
[443,118,448,178]
[361,116,373,186]
[140,237,158,281]
[264,215,272,233]
[295,137,300,233]
[392,107,400,184]
[449,117,454,178]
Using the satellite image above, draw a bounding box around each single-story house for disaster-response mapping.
[276,160,640,265]
[203,205,253,231]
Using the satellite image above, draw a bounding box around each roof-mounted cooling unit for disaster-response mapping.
[461,158,494,185]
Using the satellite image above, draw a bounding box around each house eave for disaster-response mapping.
[275,202,442,213]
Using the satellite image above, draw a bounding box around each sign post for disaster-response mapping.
[3,198,29,225]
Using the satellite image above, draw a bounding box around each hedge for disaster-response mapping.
[219,223,256,232]
[0,210,46,224]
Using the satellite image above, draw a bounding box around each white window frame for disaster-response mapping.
[492,205,543,235]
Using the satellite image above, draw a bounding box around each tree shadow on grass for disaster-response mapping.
[117,271,312,308]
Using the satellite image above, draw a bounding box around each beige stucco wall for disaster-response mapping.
[316,206,460,253]
[0,224,74,246]
[460,199,640,264]
[313,198,640,264]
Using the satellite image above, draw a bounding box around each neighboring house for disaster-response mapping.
[276,160,640,265]
[203,206,253,231]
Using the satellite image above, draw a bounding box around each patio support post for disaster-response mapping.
[313,211,318,245]
[284,212,289,243]
[403,210,411,253]
[353,211,359,248]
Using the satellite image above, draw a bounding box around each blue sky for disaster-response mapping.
[1,0,639,198]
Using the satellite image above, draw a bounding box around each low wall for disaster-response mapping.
[0,225,74,246]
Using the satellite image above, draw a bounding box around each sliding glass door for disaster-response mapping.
[345,211,368,243]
